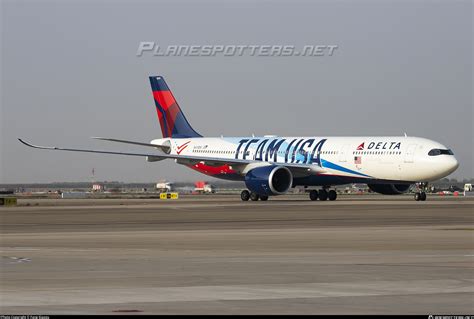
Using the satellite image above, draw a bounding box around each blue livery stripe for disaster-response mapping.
[320,159,371,178]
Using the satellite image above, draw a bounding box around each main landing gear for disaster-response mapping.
[240,188,338,202]
[414,182,428,201]
[309,188,337,201]
[240,190,269,201]
[241,190,250,201]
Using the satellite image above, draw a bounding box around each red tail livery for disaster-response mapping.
[150,76,201,138]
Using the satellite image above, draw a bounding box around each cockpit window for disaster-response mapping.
[428,149,454,156]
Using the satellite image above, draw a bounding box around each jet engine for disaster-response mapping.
[245,165,293,196]
[367,183,411,195]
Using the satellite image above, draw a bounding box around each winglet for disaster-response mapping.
[18,138,30,146]
[18,138,57,150]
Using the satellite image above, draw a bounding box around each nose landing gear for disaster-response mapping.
[414,192,426,201]
[414,182,428,201]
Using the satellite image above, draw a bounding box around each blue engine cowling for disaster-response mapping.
[244,165,293,196]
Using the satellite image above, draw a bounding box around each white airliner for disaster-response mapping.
[19,76,459,201]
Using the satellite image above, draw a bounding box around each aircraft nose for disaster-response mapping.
[443,156,459,175]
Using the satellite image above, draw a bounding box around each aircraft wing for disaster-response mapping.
[91,137,171,153]
[18,138,325,175]
[18,138,166,158]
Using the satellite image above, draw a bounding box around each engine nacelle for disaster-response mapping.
[367,183,411,195]
[245,165,293,196]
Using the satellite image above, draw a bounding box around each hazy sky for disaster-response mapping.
[1,0,472,183]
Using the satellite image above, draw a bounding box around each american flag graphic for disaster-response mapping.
[354,156,362,164]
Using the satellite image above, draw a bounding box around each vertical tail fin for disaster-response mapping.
[149,76,202,138]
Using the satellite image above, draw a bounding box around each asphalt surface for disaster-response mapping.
[1,195,473,314]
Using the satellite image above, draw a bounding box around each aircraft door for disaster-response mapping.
[404,144,417,163]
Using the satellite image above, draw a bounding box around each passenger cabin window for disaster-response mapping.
[428,149,454,156]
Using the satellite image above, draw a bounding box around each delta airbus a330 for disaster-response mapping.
[19,76,459,201]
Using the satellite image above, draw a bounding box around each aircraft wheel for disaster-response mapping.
[260,195,269,201]
[420,192,427,201]
[328,190,337,201]
[414,192,421,201]
[309,190,318,201]
[241,190,250,201]
[250,192,260,201]
[318,189,328,201]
